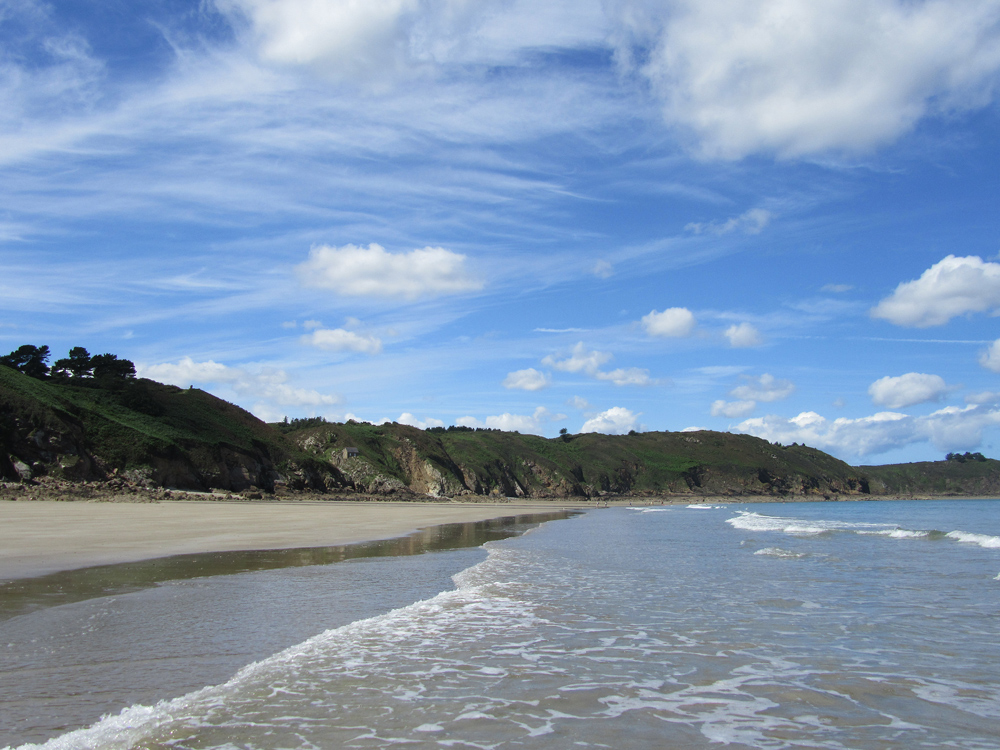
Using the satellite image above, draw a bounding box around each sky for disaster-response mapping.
[3,0,1000,465]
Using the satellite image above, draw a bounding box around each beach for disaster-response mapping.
[0,498,590,581]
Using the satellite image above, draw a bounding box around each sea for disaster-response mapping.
[2,499,999,750]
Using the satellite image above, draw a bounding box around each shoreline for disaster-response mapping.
[3,492,995,582]
[0,498,588,582]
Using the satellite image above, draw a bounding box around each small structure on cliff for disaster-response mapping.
[342,447,359,460]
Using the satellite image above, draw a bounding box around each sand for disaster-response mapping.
[0,499,586,581]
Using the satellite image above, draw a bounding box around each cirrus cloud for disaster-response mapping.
[297,243,482,300]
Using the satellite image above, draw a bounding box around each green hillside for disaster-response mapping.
[0,366,340,492]
[4,364,999,499]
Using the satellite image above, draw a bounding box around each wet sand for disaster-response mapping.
[0,499,586,581]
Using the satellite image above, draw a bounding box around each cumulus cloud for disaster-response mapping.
[394,412,445,429]
[710,399,756,418]
[580,406,642,435]
[724,322,763,348]
[642,307,696,338]
[868,372,951,409]
[297,243,482,300]
[979,338,1000,372]
[502,368,550,391]
[966,391,1000,405]
[729,373,795,402]
[139,357,340,408]
[619,0,1000,158]
[685,208,772,235]
[456,406,565,435]
[543,343,652,386]
[872,255,1000,327]
[303,327,382,354]
[737,404,1000,459]
[567,395,590,410]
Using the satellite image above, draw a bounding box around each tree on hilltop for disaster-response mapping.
[90,353,136,379]
[52,347,93,378]
[0,345,51,378]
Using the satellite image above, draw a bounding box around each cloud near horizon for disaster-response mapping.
[737,404,1000,459]
[139,357,340,409]
[580,406,643,435]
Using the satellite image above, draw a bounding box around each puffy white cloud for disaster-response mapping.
[685,208,772,235]
[710,399,756,418]
[297,243,482,300]
[872,255,1000,327]
[543,343,651,387]
[580,406,642,435]
[729,373,795,402]
[502,368,550,391]
[395,412,445,429]
[979,338,1000,372]
[724,322,763,348]
[737,404,1000,458]
[642,307,696,338]
[139,357,340,408]
[543,342,612,373]
[620,0,1000,158]
[868,372,951,409]
[456,406,565,435]
[303,327,382,354]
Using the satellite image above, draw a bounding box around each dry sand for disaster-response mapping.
[0,499,587,581]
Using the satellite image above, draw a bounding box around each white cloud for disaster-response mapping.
[543,342,612,374]
[542,343,652,387]
[456,406,564,435]
[710,399,756,418]
[642,307,697,337]
[395,412,445,429]
[737,404,1000,459]
[595,367,652,386]
[966,391,1000,405]
[580,406,642,435]
[724,322,763,348]
[872,255,1000,327]
[303,327,383,354]
[620,0,1000,158]
[302,319,323,330]
[592,260,614,278]
[297,243,482,300]
[868,372,951,409]
[139,357,340,408]
[979,338,1000,372]
[502,368,550,391]
[685,208,772,235]
[567,395,590,410]
[729,373,795,402]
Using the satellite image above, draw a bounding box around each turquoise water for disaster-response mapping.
[6,500,1000,749]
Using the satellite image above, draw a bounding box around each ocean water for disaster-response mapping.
[5,500,1000,749]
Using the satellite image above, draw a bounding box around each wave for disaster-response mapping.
[753,547,807,559]
[945,531,1000,549]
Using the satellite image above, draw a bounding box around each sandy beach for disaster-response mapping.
[0,499,587,581]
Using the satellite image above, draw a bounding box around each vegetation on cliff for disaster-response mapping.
[3,350,999,498]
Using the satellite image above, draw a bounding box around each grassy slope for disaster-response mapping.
[861,459,1000,496]
[0,367,322,488]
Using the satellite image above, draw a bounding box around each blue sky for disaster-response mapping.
[3,0,1000,464]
